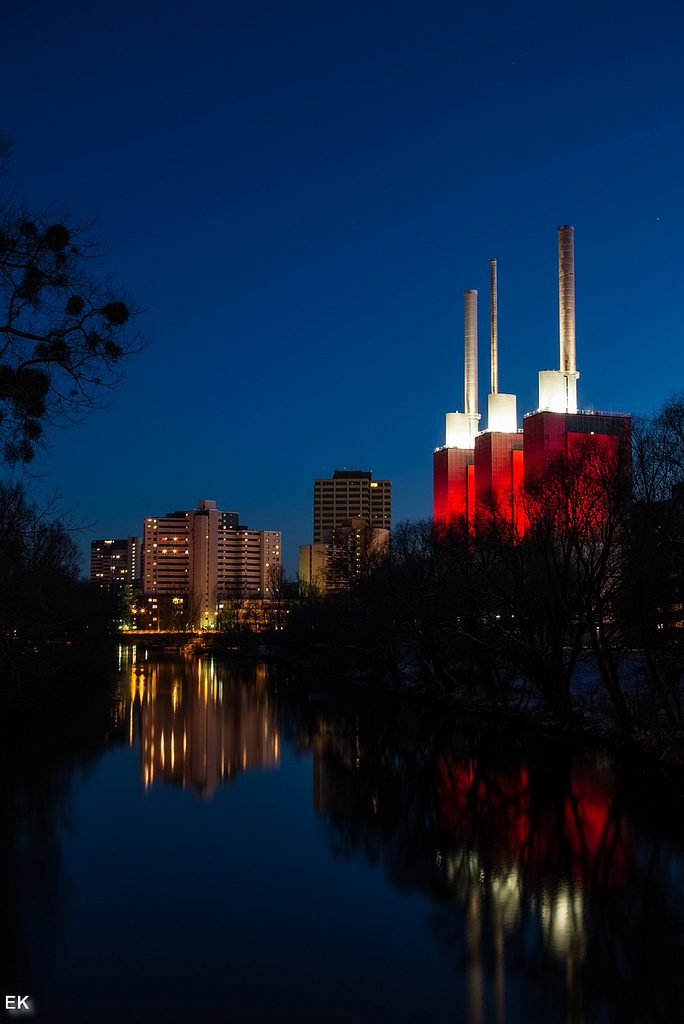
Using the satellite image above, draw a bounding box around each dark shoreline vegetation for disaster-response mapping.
[3,396,684,779]
[278,397,684,767]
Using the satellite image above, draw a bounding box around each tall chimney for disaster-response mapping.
[490,259,498,395]
[558,225,576,374]
[464,289,478,416]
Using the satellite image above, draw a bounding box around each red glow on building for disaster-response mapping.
[474,431,526,536]
[523,410,631,532]
[434,413,630,538]
[433,447,474,527]
[523,410,631,483]
[432,232,632,541]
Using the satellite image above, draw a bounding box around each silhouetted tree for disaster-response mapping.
[0,130,145,464]
[619,394,684,738]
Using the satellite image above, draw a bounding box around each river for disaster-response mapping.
[2,647,684,1023]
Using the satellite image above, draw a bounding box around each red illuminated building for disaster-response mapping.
[434,447,474,526]
[523,409,631,480]
[473,430,525,533]
[433,287,480,528]
[433,228,632,537]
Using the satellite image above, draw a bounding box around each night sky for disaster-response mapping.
[2,0,683,574]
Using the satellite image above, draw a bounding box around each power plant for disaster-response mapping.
[434,227,631,530]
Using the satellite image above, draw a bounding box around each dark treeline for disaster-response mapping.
[0,132,143,704]
[0,481,117,704]
[285,393,684,752]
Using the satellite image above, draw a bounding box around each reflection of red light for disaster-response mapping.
[437,756,625,888]
[437,757,531,852]
[564,770,624,884]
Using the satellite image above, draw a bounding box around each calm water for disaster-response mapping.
[3,649,684,1024]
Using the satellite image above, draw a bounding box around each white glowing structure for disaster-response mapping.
[538,369,577,413]
[537,226,580,413]
[488,392,518,431]
[485,258,518,432]
[445,289,480,448]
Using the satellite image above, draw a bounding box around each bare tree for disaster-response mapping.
[266,561,288,630]
[0,132,145,464]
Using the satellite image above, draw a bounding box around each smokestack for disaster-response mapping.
[487,258,518,433]
[490,259,498,395]
[558,225,576,374]
[464,289,478,416]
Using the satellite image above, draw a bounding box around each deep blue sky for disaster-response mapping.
[2,0,683,574]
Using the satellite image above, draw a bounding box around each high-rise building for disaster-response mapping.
[305,470,391,592]
[217,526,282,600]
[143,508,192,595]
[313,469,391,543]
[90,536,142,586]
[322,519,390,590]
[142,500,281,627]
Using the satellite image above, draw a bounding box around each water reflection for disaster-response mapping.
[0,675,114,996]
[308,701,684,1023]
[4,654,684,1023]
[119,647,279,798]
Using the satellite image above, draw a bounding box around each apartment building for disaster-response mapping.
[90,536,142,587]
[142,500,281,627]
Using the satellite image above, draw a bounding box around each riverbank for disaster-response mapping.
[258,637,684,775]
[24,627,682,777]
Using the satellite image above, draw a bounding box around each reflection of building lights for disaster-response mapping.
[490,865,522,931]
[131,655,282,798]
[442,849,481,889]
[541,883,585,958]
